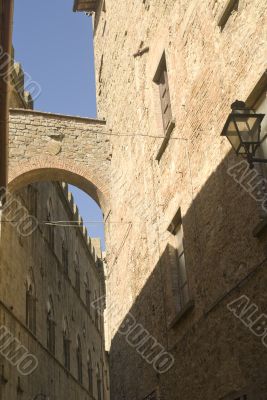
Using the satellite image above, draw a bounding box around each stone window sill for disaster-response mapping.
[156,119,176,162]
[168,300,195,329]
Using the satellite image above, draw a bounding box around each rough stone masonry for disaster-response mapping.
[5,0,267,399]
[92,0,267,399]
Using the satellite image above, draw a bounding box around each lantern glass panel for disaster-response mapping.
[227,133,242,153]
[234,115,260,144]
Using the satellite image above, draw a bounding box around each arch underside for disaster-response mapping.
[8,158,109,214]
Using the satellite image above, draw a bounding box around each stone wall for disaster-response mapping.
[0,181,109,400]
[8,109,111,212]
[9,48,33,109]
[92,0,267,399]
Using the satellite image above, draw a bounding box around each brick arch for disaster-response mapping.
[8,156,110,213]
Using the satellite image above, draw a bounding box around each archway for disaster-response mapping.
[8,159,110,215]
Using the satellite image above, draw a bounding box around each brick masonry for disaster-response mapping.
[92,0,267,399]
[8,109,111,213]
[5,0,267,399]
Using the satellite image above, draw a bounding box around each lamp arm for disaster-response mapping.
[260,132,267,145]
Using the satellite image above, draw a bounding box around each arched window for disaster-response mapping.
[26,272,36,334]
[63,317,70,370]
[47,199,54,250]
[87,350,93,395]
[62,240,68,276]
[75,253,80,296]
[97,364,102,400]
[94,291,99,329]
[85,273,91,314]
[47,296,56,355]
[76,335,83,384]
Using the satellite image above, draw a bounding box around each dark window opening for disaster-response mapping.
[26,285,36,334]
[47,298,56,355]
[218,0,239,30]
[77,336,83,384]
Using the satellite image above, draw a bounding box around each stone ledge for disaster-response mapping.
[155,119,176,162]
[168,300,195,330]
[9,108,106,125]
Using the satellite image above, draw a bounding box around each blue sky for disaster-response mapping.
[13,0,105,249]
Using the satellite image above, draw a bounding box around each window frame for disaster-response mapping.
[63,317,71,371]
[167,208,194,327]
[47,297,56,355]
[153,52,176,161]
[77,335,83,384]
[88,351,94,395]
[153,52,173,134]
[218,0,239,30]
[26,284,36,335]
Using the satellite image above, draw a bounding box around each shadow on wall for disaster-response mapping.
[109,149,267,400]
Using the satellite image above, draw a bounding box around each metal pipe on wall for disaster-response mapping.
[0,0,14,191]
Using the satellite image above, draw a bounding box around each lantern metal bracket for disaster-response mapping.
[246,132,267,168]
[221,100,267,169]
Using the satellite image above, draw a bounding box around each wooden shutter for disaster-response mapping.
[158,64,172,132]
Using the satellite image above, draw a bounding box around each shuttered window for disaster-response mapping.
[218,0,239,30]
[154,54,172,133]
[175,224,190,312]
[167,208,193,319]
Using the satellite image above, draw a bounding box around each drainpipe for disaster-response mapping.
[0,0,14,192]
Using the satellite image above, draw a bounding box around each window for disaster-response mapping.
[63,317,70,370]
[174,224,190,311]
[97,364,102,400]
[26,283,36,334]
[105,369,109,391]
[218,0,239,30]
[47,199,54,250]
[94,292,99,329]
[153,53,173,133]
[62,240,68,276]
[77,335,83,384]
[85,274,91,314]
[75,254,81,296]
[167,208,193,319]
[47,296,56,355]
[88,351,94,395]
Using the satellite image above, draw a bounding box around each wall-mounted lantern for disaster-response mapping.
[221,100,266,168]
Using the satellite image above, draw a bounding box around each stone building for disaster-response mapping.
[9,48,33,110]
[73,0,267,399]
[0,180,109,400]
[0,58,109,400]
